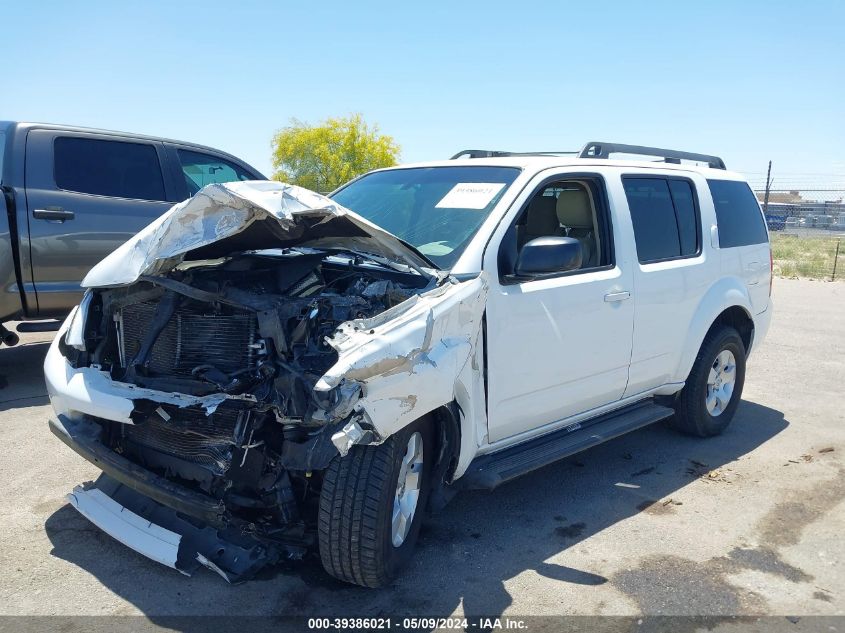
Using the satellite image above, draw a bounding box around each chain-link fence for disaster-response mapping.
[753,187,844,281]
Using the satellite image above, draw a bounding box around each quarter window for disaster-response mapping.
[178,149,255,196]
[54,137,166,201]
[707,179,768,247]
[623,177,701,263]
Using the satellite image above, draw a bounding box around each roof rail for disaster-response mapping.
[578,141,726,169]
[450,149,577,159]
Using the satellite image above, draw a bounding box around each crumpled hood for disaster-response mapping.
[83,180,435,288]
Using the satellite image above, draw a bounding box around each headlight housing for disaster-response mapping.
[64,290,93,351]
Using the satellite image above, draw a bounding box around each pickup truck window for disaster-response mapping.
[624,176,701,263]
[332,166,520,268]
[707,179,769,247]
[178,149,255,196]
[54,137,166,201]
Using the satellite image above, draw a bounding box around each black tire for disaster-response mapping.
[670,325,746,437]
[317,417,433,587]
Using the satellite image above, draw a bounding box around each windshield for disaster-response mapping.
[331,166,520,268]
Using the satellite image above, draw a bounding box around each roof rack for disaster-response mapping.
[450,149,578,159]
[578,141,726,169]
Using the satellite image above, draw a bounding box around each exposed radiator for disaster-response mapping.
[122,404,246,475]
[117,301,258,377]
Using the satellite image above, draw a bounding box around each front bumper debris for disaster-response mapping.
[50,414,306,582]
[68,475,280,582]
[49,414,226,526]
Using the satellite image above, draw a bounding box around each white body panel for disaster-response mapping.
[45,156,773,482]
[485,266,633,441]
[483,168,635,442]
[66,485,183,571]
[619,170,722,395]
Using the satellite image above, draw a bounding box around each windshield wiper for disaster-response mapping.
[390,236,439,271]
[324,249,429,276]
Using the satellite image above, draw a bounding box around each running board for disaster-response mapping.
[460,401,674,490]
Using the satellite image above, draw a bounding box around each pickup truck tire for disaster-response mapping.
[318,417,433,587]
[670,326,746,437]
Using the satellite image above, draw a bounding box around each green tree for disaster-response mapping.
[271,114,400,192]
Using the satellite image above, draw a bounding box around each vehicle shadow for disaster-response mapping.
[44,400,787,624]
[0,341,51,411]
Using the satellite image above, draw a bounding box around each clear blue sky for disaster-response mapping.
[3,1,843,192]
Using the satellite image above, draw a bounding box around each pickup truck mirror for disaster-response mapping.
[514,236,582,277]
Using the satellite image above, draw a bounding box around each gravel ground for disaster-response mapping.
[0,278,842,620]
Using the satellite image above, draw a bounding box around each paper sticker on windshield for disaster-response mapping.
[435,183,506,209]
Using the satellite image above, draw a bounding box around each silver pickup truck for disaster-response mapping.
[0,121,264,345]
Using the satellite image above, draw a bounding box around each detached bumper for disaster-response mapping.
[67,475,277,582]
[51,415,291,582]
[67,482,183,571]
[49,414,226,527]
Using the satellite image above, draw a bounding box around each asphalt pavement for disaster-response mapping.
[0,278,842,621]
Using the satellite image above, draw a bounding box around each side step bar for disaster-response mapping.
[460,400,674,490]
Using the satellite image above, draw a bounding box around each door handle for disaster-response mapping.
[33,207,75,221]
[710,224,719,248]
[604,291,631,302]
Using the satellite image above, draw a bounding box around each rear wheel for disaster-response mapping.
[318,418,433,587]
[670,326,746,437]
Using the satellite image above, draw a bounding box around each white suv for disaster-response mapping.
[45,142,772,587]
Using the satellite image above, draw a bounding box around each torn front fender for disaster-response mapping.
[318,275,489,457]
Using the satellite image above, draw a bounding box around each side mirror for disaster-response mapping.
[515,236,582,277]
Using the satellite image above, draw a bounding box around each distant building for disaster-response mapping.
[756,190,805,204]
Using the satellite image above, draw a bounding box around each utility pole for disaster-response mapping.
[763,160,772,214]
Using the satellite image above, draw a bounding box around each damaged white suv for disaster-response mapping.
[46,142,772,587]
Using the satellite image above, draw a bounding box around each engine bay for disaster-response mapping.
[65,249,431,543]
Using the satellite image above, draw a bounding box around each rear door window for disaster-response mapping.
[707,179,769,247]
[624,178,679,263]
[178,149,255,196]
[623,176,702,263]
[54,137,166,201]
[668,180,699,256]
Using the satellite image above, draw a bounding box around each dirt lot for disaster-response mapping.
[770,233,843,281]
[0,278,842,620]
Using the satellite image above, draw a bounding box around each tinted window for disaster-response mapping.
[54,137,166,201]
[708,179,768,247]
[668,179,699,256]
[331,166,520,268]
[178,149,255,196]
[624,178,681,262]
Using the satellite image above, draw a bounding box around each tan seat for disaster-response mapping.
[556,186,597,267]
[517,195,560,249]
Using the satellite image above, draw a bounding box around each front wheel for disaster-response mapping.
[669,326,747,437]
[317,418,433,587]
